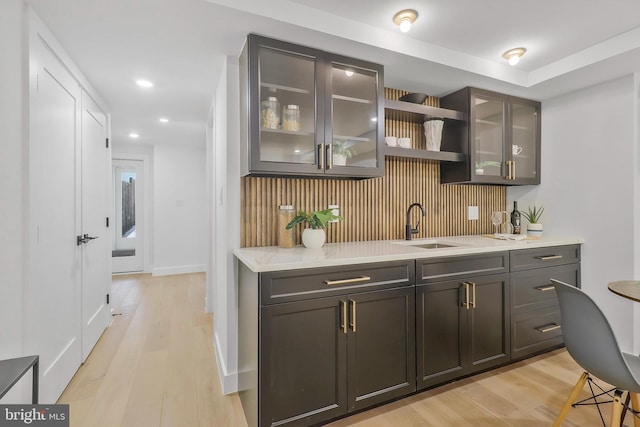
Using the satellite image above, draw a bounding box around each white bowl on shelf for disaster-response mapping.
[398,137,411,148]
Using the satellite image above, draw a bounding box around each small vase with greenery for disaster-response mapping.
[332,140,357,166]
[286,209,343,248]
[522,205,544,238]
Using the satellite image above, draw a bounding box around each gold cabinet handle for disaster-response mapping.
[462,282,470,309]
[512,160,516,180]
[317,144,324,169]
[536,323,561,333]
[537,285,556,292]
[349,299,356,332]
[535,255,563,260]
[324,276,371,286]
[326,143,333,169]
[340,300,347,334]
[471,282,476,308]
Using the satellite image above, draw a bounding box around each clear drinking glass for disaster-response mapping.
[491,211,503,235]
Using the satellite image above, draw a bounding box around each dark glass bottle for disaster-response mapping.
[511,201,521,234]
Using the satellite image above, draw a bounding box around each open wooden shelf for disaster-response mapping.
[384,99,466,123]
[383,147,464,162]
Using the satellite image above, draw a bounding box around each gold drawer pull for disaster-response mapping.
[537,324,561,333]
[324,276,371,286]
[535,255,563,260]
[537,285,556,292]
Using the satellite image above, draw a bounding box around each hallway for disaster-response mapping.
[57,273,247,427]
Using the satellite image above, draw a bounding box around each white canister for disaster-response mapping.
[424,120,444,151]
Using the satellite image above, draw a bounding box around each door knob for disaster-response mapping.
[77,234,99,245]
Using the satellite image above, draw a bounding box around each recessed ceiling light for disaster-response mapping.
[393,9,418,33]
[159,117,169,123]
[294,149,301,153]
[129,132,139,139]
[136,79,153,88]
[371,117,378,122]
[502,47,527,66]
[345,69,354,77]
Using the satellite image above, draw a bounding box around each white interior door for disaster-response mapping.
[112,159,144,273]
[80,91,111,360]
[28,38,82,403]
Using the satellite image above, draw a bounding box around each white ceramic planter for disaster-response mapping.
[527,223,543,238]
[302,228,326,249]
[333,154,347,166]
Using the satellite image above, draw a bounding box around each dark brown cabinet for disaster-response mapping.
[239,260,415,427]
[240,34,384,178]
[509,245,581,359]
[416,253,510,390]
[440,87,541,185]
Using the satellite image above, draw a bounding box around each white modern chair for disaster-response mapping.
[552,279,640,426]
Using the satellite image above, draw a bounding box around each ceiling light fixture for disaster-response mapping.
[393,9,418,33]
[129,132,139,139]
[344,69,354,77]
[502,47,527,66]
[159,117,169,123]
[136,79,153,88]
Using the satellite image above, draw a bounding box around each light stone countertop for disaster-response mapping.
[234,235,585,273]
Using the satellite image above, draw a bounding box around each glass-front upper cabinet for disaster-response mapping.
[510,97,540,184]
[472,92,507,180]
[440,87,541,185]
[240,34,383,178]
[327,58,382,175]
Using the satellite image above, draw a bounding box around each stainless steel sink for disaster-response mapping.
[392,240,461,249]
[409,242,458,249]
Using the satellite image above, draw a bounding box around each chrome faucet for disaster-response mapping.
[406,203,426,240]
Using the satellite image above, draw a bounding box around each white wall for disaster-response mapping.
[0,0,26,399]
[509,75,637,351]
[212,55,241,394]
[152,143,207,276]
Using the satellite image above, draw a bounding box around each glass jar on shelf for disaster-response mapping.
[282,104,300,132]
[261,96,280,129]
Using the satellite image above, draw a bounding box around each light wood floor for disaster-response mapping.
[58,273,637,426]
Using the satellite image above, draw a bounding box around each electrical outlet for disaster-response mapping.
[328,204,339,222]
[468,206,479,220]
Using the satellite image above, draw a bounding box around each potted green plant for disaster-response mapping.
[332,140,357,166]
[522,205,544,238]
[286,209,343,248]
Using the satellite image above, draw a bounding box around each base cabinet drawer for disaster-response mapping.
[511,264,580,314]
[510,245,580,271]
[511,306,563,360]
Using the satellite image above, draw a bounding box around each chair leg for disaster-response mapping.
[629,392,640,427]
[611,389,625,427]
[553,371,589,427]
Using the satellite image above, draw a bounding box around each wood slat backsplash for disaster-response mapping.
[240,89,506,248]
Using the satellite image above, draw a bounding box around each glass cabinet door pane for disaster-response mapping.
[473,96,505,178]
[511,102,538,180]
[258,47,316,164]
[329,63,378,168]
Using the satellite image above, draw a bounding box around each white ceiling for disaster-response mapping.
[26,0,640,148]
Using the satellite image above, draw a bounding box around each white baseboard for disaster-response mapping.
[214,332,238,395]
[151,264,206,276]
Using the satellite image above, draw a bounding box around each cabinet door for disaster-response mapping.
[324,54,384,177]
[260,297,347,427]
[347,287,415,410]
[416,281,466,390]
[470,89,507,182]
[247,35,324,176]
[509,97,541,184]
[467,274,510,374]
